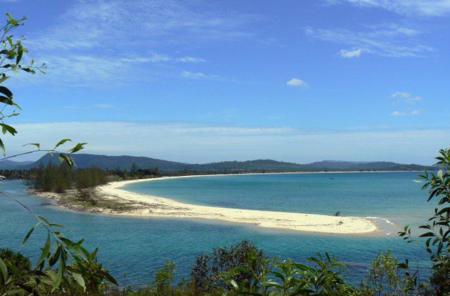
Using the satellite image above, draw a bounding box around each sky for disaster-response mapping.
[1,0,450,164]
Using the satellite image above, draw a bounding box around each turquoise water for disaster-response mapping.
[125,172,429,226]
[0,173,432,287]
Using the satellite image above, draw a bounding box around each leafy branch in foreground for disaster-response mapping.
[399,148,450,295]
[0,202,117,295]
[0,14,85,166]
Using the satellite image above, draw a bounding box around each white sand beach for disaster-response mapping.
[86,175,378,234]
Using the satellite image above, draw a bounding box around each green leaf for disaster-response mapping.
[0,95,14,105]
[0,138,5,155]
[0,257,8,284]
[16,42,23,64]
[230,279,238,290]
[52,259,64,291]
[6,13,19,27]
[36,233,51,269]
[72,272,86,291]
[0,123,17,136]
[22,225,36,244]
[54,138,71,149]
[101,269,118,285]
[0,86,13,99]
[69,142,87,154]
[59,154,74,167]
[0,73,8,84]
[24,143,40,150]
[49,246,62,267]
[419,232,435,238]
[37,215,51,226]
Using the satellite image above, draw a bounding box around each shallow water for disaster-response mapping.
[0,173,433,287]
[125,172,429,226]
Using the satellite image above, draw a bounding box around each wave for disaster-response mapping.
[366,216,395,225]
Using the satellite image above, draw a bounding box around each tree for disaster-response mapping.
[0,210,117,295]
[191,240,267,294]
[0,13,85,166]
[0,13,118,294]
[399,148,450,295]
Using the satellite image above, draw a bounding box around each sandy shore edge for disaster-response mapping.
[38,173,378,235]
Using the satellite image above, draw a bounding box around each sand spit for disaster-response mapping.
[85,175,379,234]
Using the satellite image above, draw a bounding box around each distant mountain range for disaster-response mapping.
[0,160,34,170]
[0,153,434,173]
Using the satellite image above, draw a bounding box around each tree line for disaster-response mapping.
[32,164,108,193]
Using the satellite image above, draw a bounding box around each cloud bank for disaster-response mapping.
[4,122,448,165]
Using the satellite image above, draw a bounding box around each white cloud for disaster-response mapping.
[339,48,364,58]
[177,57,206,63]
[391,92,422,103]
[390,92,423,116]
[305,24,433,58]
[23,0,258,86]
[29,0,257,51]
[19,53,209,86]
[286,78,307,87]
[391,110,421,116]
[332,0,450,17]
[181,71,218,80]
[4,122,448,164]
[120,54,171,64]
[34,55,133,86]
[120,54,205,64]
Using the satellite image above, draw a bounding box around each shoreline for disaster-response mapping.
[34,172,387,235]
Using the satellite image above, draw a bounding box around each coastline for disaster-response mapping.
[34,172,384,235]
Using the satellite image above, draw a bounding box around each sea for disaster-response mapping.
[0,172,433,287]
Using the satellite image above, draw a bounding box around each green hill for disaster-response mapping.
[23,153,434,174]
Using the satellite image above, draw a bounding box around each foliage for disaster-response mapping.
[32,164,107,194]
[359,252,420,296]
[0,13,85,167]
[190,240,267,294]
[1,11,449,296]
[0,13,110,294]
[0,249,32,288]
[152,262,176,295]
[111,166,161,180]
[225,253,357,296]
[0,210,117,295]
[399,148,450,295]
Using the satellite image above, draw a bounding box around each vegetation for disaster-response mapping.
[0,12,449,296]
[0,13,85,165]
[32,164,107,194]
[2,148,448,295]
[0,209,116,295]
[16,153,435,175]
[400,148,450,295]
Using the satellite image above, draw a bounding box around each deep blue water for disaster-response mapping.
[0,173,433,287]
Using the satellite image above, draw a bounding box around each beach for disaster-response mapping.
[41,175,378,235]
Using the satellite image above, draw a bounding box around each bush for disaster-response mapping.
[400,148,450,295]
[0,215,117,295]
[191,240,267,294]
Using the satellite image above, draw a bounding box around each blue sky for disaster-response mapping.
[2,0,450,164]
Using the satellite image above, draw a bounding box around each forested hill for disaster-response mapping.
[0,153,433,174]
